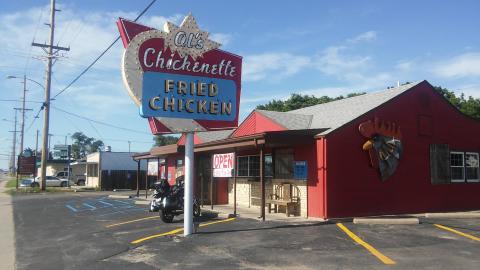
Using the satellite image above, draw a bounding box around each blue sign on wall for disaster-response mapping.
[141,72,237,121]
[294,161,308,180]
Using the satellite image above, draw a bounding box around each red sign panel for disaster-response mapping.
[117,16,242,134]
[17,156,36,175]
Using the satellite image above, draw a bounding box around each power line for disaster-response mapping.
[0,99,44,104]
[24,106,43,134]
[52,0,157,99]
[51,105,151,135]
[24,4,45,73]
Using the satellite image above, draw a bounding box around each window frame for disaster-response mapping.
[450,151,465,183]
[465,152,480,183]
[236,154,273,178]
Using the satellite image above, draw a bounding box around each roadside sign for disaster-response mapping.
[53,145,68,151]
[17,156,35,175]
[213,153,235,178]
[117,14,242,134]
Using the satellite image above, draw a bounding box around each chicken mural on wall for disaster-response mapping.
[359,117,403,181]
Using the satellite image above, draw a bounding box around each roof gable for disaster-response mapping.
[231,111,287,137]
[290,81,424,135]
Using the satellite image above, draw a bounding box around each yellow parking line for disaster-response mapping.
[199,217,236,227]
[105,216,159,228]
[131,217,236,244]
[336,223,396,265]
[131,228,184,244]
[434,224,480,242]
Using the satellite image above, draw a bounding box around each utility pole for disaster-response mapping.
[15,76,33,189]
[18,75,33,158]
[32,0,70,191]
[34,130,39,177]
[128,141,131,152]
[35,130,39,157]
[8,110,18,175]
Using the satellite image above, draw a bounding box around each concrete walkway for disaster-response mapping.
[0,176,15,270]
[201,204,325,223]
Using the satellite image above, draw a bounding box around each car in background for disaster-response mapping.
[19,176,75,188]
[54,171,85,186]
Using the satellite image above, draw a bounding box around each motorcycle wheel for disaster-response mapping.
[193,201,201,217]
[160,209,174,223]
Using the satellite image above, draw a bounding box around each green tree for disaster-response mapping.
[154,135,179,146]
[256,92,366,112]
[71,132,104,159]
[434,86,480,119]
[256,87,480,120]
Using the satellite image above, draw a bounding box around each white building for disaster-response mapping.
[85,151,147,189]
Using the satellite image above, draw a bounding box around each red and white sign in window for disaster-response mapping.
[213,153,235,178]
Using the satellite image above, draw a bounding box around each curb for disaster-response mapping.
[135,200,150,205]
[108,194,132,199]
[201,209,236,219]
[353,217,419,225]
[425,212,480,219]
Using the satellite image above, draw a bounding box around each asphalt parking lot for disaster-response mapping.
[12,193,480,270]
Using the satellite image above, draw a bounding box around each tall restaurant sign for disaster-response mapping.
[117,15,242,134]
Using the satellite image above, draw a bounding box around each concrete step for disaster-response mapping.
[425,212,480,219]
[353,217,419,225]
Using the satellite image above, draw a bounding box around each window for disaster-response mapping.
[237,156,249,177]
[450,152,464,182]
[264,155,273,177]
[465,152,479,182]
[450,152,480,183]
[236,155,272,177]
[175,159,184,178]
[87,164,98,177]
[176,159,183,168]
[275,149,294,179]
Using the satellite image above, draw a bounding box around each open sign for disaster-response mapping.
[213,153,235,178]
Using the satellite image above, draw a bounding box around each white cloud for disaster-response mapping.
[315,46,371,76]
[432,52,480,78]
[299,86,354,96]
[395,60,414,71]
[210,33,233,46]
[451,84,480,98]
[243,53,311,81]
[347,31,377,43]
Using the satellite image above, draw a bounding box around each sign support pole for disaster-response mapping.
[145,159,149,199]
[233,149,237,216]
[210,154,214,210]
[184,132,194,236]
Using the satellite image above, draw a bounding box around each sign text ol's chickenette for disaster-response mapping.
[117,15,242,134]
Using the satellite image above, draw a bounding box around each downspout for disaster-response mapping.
[323,138,328,219]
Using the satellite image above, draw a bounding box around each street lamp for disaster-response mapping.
[7,75,45,189]
[7,75,45,90]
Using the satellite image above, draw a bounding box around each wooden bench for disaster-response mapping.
[266,183,300,217]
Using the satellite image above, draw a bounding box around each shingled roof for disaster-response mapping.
[256,81,424,136]
[196,129,234,143]
[256,110,313,130]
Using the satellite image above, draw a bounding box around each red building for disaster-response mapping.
[134,80,480,219]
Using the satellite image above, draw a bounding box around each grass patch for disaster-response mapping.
[5,178,17,188]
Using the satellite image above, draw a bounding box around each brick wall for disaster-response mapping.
[228,178,308,217]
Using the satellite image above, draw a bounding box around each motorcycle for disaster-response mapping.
[150,179,201,223]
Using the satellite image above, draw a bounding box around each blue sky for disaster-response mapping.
[1,0,479,169]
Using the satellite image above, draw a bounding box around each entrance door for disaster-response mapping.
[196,154,230,205]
